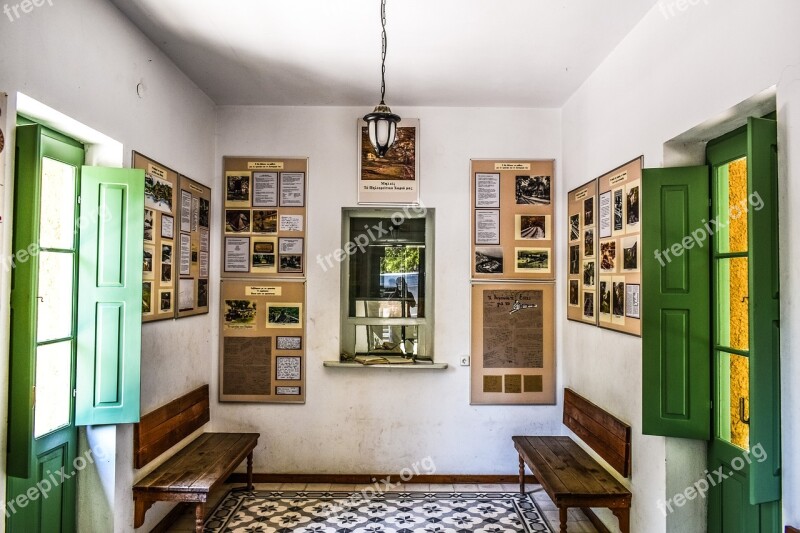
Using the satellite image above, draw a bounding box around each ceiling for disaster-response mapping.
[111,0,659,108]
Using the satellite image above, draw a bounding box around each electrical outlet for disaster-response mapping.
[459,356,470,366]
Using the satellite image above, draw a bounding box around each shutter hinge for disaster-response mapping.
[73,388,77,398]
[77,195,81,205]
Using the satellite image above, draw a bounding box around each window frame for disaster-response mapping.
[339,207,435,361]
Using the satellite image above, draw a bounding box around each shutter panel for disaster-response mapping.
[7,125,42,477]
[642,165,711,439]
[747,117,780,504]
[75,167,144,425]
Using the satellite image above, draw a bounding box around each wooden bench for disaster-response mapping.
[513,388,632,533]
[132,384,259,533]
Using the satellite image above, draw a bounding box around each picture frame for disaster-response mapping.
[357,118,420,205]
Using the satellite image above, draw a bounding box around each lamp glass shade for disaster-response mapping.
[364,104,400,157]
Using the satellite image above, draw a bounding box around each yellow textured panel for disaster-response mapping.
[730,354,750,450]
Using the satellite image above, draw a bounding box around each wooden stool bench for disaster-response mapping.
[513,388,632,533]
[132,385,259,533]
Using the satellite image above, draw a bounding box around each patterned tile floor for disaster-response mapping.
[166,484,601,533]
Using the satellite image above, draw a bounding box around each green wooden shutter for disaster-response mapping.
[7,125,43,477]
[75,166,144,425]
[747,117,780,504]
[642,166,711,439]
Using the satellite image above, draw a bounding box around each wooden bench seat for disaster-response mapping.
[132,385,259,532]
[514,388,632,533]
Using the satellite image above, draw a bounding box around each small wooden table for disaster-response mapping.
[133,432,258,532]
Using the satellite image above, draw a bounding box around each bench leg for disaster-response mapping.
[518,454,525,494]
[195,502,205,533]
[247,451,254,491]
[558,507,568,533]
[613,508,630,533]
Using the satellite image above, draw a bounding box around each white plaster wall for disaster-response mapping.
[560,0,800,531]
[0,0,215,530]
[212,105,565,475]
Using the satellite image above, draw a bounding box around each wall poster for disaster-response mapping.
[470,282,555,405]
[219,279,306,403]
[134,152,180,322]
[221,157,308,278]
[567,179,599,325]
[596,157,643,336]
[470,160,555,281]
[357,118,420,205]
[177,174,212,318]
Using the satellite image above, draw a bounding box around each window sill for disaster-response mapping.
[323,361,449,370]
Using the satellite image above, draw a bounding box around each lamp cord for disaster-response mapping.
[380,0,387,104]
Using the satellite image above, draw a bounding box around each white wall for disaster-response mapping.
[560,0,800,531]
[213,105,564,475]
[0,0,215,530]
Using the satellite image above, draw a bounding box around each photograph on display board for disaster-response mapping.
[569,245,580,275]
[569,214,580,241]
[226,173,251,206]
[145,175,173,213]
[569,280,579,307]
[613,188,624,234]
[600,240,616,273]
[515,175,550,205]
[516,214,548,240]
[225,209,251,233]
[584,196,595,227]
[599,279,611,320]
[515,248,550,274]
[582,291,594,320]
[583,260,595,288]
[475,247,503,274]
[198,279,209,308]
[360,126,416,182]
[253,209,278,233]
[584,228,595,257]
[199,198,210,227]
[622,235,639,272]
[144,209,154,242]
[266,303,302,328]
[142,282,153,315]
[626,180,640,230]
[224,299,257,330]
[159,290,173,312]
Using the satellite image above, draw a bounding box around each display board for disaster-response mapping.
[470,282,555,405]
[567,179,599,325]
[134,152,180,322]
[219,279,306,403]
[221,157,307,278]
[470,160,555,281]
[596,157,642,336]
[177,174,212,318]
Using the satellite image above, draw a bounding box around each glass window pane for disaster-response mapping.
[37,252,74,343]
[39,157,76,250]
[716,257,749,351]
[34,341,72,438]
[715,157,748,254]
[717,351,750,451]
[348,216,426,318]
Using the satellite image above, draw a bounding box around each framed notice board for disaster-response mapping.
[596,157,642,336]
[567,179,599,325]
[221,157,308,279]
[471,160,555,281]
[470,282,556,405]
[219,279,306,403]
[177,174,212,318]
[134,152,179,322]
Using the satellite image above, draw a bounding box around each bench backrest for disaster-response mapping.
[133,384,210,469]
[563,388,631,477]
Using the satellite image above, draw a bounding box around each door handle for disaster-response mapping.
[739,397,750,425]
